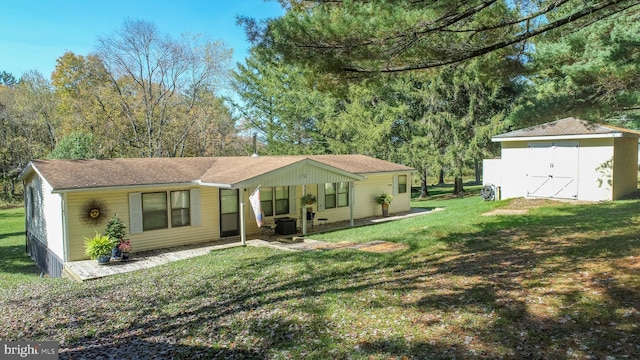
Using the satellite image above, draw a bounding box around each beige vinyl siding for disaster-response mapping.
[297,173,412,226]
[237,161,361,188]
[613,137,639,200]
[66,185,220,261]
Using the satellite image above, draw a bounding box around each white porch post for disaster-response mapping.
[349,182,355,226]
[239,187,246,246]
[302,184,307,236]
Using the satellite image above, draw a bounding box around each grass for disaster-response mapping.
[0,207,41,287]
[1,191,639,359]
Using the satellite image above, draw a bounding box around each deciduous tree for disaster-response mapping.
[96,19,234,157]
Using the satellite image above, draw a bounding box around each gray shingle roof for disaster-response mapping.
[493,117,640,140]
[24,155,413,191]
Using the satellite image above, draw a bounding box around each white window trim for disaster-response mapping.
[129,188,201,233]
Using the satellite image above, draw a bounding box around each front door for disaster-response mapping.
[220,189,240,237]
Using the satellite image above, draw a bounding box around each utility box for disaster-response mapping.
[275,217,297,235]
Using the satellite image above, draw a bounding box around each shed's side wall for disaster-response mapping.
[482,159,503,197]
[66,185,220,261]
[613,137,639,199]
[498,142,529,199]
[576,138,614,201]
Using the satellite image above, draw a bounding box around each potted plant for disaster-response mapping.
[105,214,127,259]
[84,231,116,263]
[118,239,132,261]
[375,193,393,217]
[300,193,317,206]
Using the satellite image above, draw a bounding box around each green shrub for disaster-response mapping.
[84,232,115,260]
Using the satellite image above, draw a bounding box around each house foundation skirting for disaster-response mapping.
[26,231,63,277]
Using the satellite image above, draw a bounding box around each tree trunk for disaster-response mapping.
[453,176,464,194]
[475,160,481,184]
[420,168,429,198]
[438,168,445,186]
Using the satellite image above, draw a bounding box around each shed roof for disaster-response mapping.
[21,155,413,192]
[493,117,640,142]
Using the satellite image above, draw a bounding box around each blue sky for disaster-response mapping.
[0,0,284,79]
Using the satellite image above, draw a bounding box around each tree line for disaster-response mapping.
[2,2,640,200]
[0,20,244,199]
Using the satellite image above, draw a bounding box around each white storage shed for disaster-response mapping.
[483,117,640,201]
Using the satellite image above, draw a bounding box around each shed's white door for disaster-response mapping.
[527,142,578,199]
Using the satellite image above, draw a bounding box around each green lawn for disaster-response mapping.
[1,193,639,359]
[0,207,41,287]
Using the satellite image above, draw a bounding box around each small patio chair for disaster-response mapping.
[260,220,276,238]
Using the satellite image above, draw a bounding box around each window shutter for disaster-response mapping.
[289,186,296,214]
[393,175,399,196]
[128,193,143,234]
[317,183,325,211]
[190,188,201,226]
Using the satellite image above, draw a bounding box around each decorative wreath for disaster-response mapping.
[80,199,110,225]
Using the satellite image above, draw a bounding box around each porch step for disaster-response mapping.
[61,265,83,282]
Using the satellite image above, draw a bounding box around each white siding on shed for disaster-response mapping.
[489,137,637,201]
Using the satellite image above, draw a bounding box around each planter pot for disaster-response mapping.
[381,203,389,217]
[112,246,122,259]
[97,255,111,264]
[121,252,131,261]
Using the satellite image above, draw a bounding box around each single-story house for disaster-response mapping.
[483,117,640,201]
[19,155,414,277]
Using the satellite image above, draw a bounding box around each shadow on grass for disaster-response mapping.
[3,200,639,359]
[0,244,40,277]
[60,338,263,360]
[0,231,24,240]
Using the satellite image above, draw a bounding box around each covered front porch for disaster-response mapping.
[206,157,367,244]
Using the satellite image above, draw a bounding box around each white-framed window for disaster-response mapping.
[142,192,168,231]
[131,189,200,233]
[398,175,407,194]
[260,186,290,216]
[324,182,349,209]
[170,190,190,227]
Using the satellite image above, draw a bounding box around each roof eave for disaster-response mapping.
[357,169,417,175]
[492,133,631,142]
[196,181,233,189]
[51,181,199,194]
[17,161,36,182]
